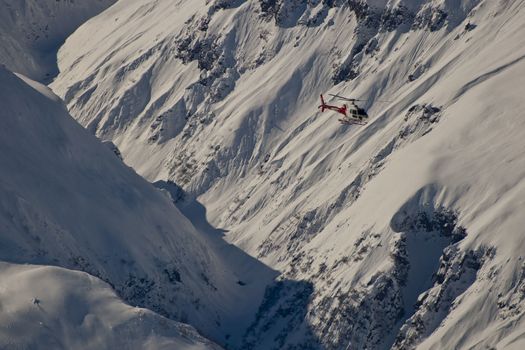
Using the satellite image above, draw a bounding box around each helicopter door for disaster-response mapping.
[357,108,368,118]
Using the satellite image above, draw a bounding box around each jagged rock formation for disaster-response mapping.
[47,0,525,348]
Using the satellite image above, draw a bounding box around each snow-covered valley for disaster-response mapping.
[1,0,525,349]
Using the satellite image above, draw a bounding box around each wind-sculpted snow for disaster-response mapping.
[51,0,485,195]
[0,67,276,347]
[0,262,221,350]
[240,202,475,349]
[0,0,116,82]
[51,0,525,348]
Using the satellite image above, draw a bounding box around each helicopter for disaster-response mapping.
[318,94,385,125]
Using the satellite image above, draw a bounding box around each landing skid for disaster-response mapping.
[338,118,367,126]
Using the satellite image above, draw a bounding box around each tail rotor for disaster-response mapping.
[319,94,326,112]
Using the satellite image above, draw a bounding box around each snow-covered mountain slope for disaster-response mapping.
[51,0,525,348]
[0,66,276,347]
[0,261,220,350]
[0,0,115,81]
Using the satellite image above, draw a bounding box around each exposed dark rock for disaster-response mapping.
[392,246,493,349]
[498,260,525,319]
[164,267,182,284]
[241,280,319,349]
[391,206,466,244]
[412,7,448,32]
[465,22,477,31]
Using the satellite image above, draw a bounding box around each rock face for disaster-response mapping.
[240,205,479,350]
[49,0,525,349]
[50,0,480,195]
[392,246,492,349]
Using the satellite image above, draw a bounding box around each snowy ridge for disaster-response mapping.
[0,0,115,81]
[0,261,220,350]
[47,0,525,348]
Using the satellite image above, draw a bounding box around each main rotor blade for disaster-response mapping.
[328,94,392,103]
[328,94,356,102]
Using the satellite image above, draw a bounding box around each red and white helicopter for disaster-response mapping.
[318,94,375,125]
